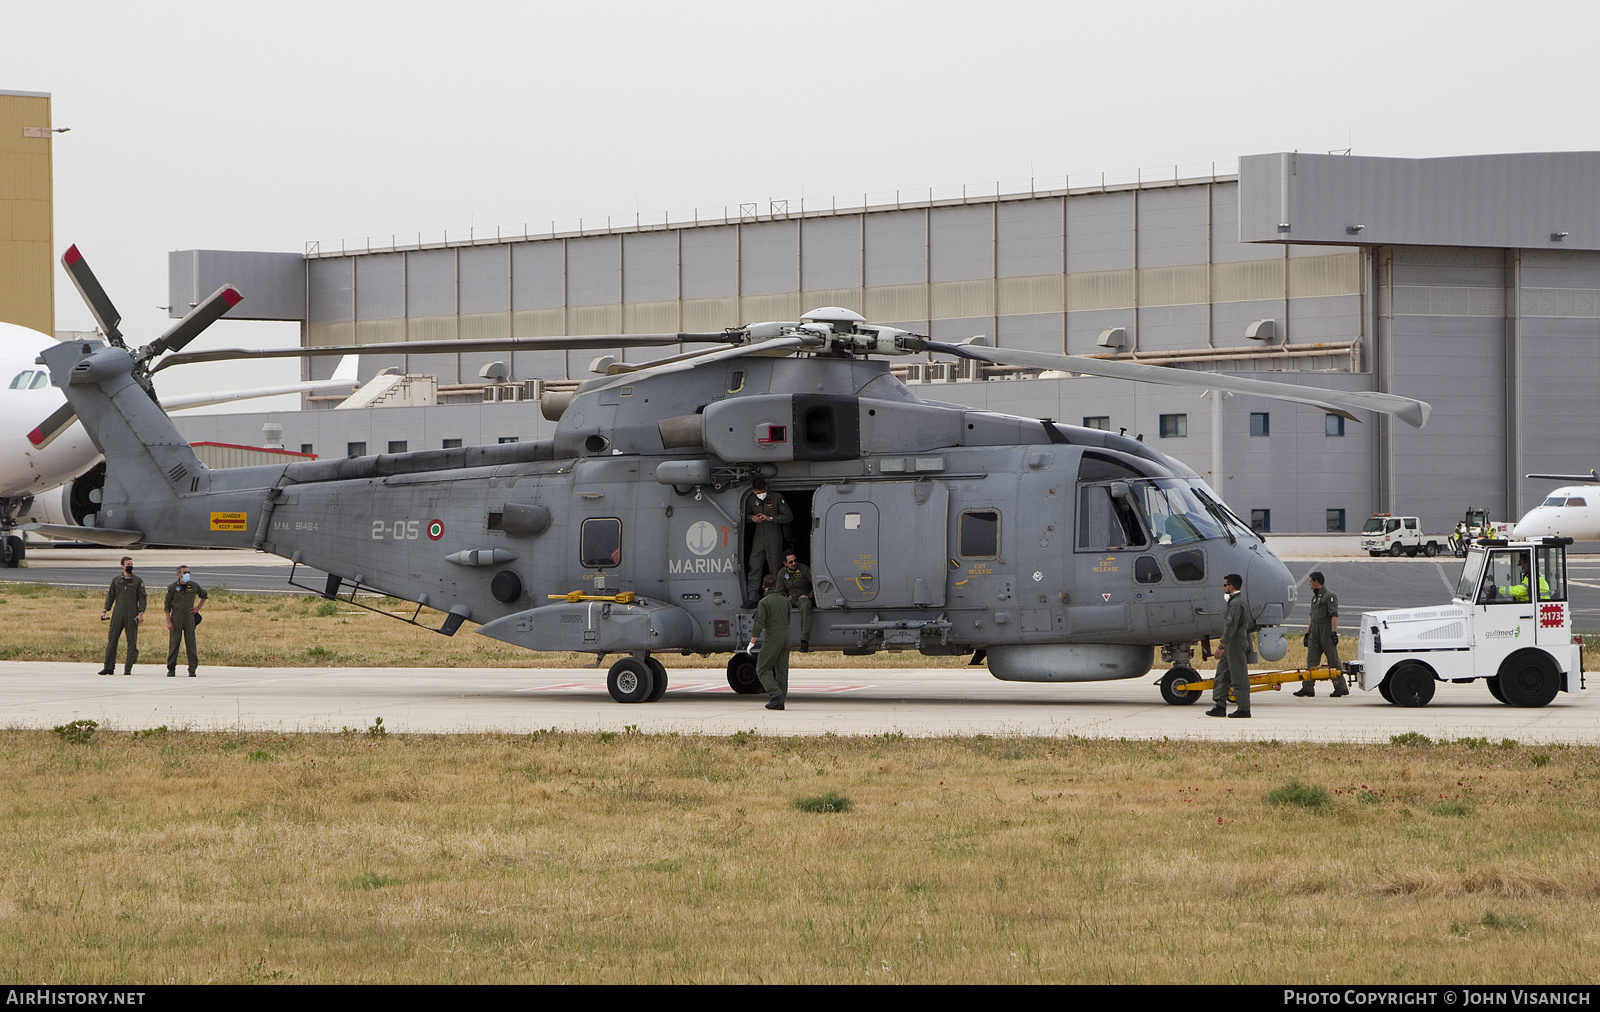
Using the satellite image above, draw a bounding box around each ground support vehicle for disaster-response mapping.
[1346,537,1584,707]
[1157,665,1343,705]
[1361,514,1445,557]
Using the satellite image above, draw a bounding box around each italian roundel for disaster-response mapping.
[427,520,445,541]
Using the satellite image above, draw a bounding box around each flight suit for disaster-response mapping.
[776,561,814,646]
[1212,591,1251,715]
[164,578,208,675]
[101,572,146,675]
[744,489,792,601]
[1299,588,1348,695]
[752,587,791,701]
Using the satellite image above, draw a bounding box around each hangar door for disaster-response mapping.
[811,481,948,609]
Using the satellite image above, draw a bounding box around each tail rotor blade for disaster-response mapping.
[61,245,124,346]
[146,285,242,358]
[27,402,79,449]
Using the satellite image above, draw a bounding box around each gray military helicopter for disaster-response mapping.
[32,247,1432,704]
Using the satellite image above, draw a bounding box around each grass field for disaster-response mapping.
[4,727,1599,983]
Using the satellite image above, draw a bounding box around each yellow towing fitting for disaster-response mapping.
[1156,665,1344,705]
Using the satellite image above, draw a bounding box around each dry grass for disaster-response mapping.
[0,582,967,669]
[4,729,1600,983]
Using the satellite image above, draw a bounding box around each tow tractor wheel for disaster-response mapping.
[1497,651,1560,708]
[1159,667,1202,706]
[1485,675,1507,704]
[607,657,656,704]
[1388,543,1405,557]
[644,657,669,702]
[1377,676,1395,704]
[1385,662,1435,707]
[726,652,763,694]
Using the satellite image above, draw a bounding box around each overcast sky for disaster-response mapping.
[8,0,1600,407]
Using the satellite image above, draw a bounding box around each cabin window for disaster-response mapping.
[1170,549,1205,582]
[581,518,623,568]
[959,510,1000,558]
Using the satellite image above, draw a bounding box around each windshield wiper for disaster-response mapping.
[1193,488,1253,544]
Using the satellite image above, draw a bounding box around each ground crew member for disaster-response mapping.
[744,476,792,602]
[1509,557,1551,603]
[777,550,813,651]
[748,574,791,710]
[1294,571,1348,698]
[1207,573,1251,718]
[98,555,145,676]
[164,564,208,677]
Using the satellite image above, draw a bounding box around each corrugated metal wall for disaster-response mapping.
[0,91,53,335]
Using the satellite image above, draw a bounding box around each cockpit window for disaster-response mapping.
[10,371,34,389]
[1568,497,1587,508]
[1132,479,1228,545]
[29,371,49,389]
[1543,496,1567,507]
[1077,485,1148,551]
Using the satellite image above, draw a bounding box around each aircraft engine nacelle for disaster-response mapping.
[986,644,1155,682]
[26,462,105,528]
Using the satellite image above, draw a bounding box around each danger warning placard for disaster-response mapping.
[210,511,248,532]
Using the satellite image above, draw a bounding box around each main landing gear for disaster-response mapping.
[605,655,670,703]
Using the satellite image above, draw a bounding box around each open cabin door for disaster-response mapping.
[812,481,948,609]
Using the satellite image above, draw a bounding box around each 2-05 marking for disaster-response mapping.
[372,519,421,540]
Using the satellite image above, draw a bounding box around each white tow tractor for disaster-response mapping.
[1348,537,1584,707]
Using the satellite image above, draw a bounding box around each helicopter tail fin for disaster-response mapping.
[36,339,218,545]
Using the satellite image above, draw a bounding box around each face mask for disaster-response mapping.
[181,574,190,584]
[756,492,766,500]
[123,565,133,573]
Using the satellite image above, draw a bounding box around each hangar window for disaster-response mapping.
[347,442,367,458]
[959,510,1000,558]
[1326,414,1345,437]
[1159,414,1187,438]
[581,518,623,568]
[1082,416,1110,431]
[1326,509,1346,532]
[1250,413,1270,437]
[388,441,408,454]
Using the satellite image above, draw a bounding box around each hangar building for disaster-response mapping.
[170,150,1600,535]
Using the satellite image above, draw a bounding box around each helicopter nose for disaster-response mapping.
[1248,551,1296,621]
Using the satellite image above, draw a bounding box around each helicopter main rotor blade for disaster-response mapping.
[917,342,1432,429]
[60,245,124,346]
[145,285,242,359]
[592,336,812,390]
[151,332,738,373]
[27,401,80,449]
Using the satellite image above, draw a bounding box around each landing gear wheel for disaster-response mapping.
[1423,542,1439,558]
[1159,667,1202,706]
[606,658,655,704]
[1497,651,1559,708]
[1388,543,1405,557]
[644,657,669,702]
[2,535,22,568]
[1385,662,1435,707]
[1485,675,1507,704]
[726,652,762,694]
